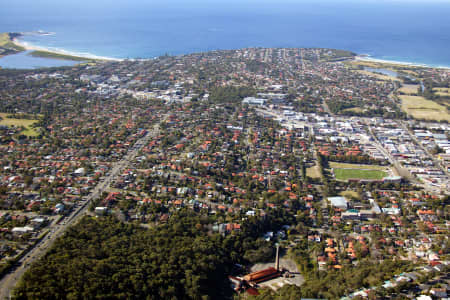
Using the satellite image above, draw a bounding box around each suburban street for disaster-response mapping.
[0,121,162,299]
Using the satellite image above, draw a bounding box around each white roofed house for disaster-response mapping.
[12,226,34,236]
[382,207,401,215]
[328,196,348,210]
[242,97,266,106]
[30,217,46,229]
[95,207,108,216]
[73,167,86,176]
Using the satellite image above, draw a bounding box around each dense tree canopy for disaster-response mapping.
[14,213,231,299]
[13,209,293,299]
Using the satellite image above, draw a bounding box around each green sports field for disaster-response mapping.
[333,168,387,181]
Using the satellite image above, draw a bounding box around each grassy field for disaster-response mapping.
[340,190,360,200]
[0,33,24,50]
[399,95,450,122]
[329,162,388,181]
[0,113,40,136]
[306,164,321,178]
[0,33,25,56]
[0,33,11,46]
[348,60,385,68]
[433,87,450,97]
[29,50,93,62]
[357,70,398,81]
[348,60,422,79]
[343,107,364,113]
[398,84,420,95]
[398,69,420,77]
[349,59,422,70]
[333,168,387,181]
[319,49,355,62]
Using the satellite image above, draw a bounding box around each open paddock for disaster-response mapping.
[433,87,450,97]
[357,70,398,81]
[343,107,364,113]
[0,113,40,136]
[398,84,419,95]
[399,95,450,121]
[340,190,360,199]
[306,164,321,178]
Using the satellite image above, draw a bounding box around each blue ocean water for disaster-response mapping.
[1,0,450,67]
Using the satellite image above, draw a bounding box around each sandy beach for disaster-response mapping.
[355,55,450,70]
[12,37,122,62]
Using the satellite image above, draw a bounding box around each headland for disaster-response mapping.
[1,32,122,64]
[10,33,120,62]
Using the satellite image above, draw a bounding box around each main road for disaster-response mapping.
[365,120,442,193]
[399,121,449,177]
[364,121,414,180]
[0,120,163,299]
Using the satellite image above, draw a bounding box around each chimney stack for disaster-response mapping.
[275,243,280,271]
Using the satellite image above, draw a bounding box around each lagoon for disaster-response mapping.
[0,51,81,69]
[364,67,399,78]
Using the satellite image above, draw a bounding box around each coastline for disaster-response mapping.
[12,37,123,62]
[5,32,450,69]
[355,55,450,70]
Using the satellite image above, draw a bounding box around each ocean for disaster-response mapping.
[1,0,450,68]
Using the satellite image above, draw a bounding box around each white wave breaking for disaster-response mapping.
[14,36,123,62]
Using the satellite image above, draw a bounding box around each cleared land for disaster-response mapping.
[357,70,398,81]
[398,84,420,95]
[348,60,386,68]
[0,113,40,136]
[349,60,422,79]
[350,59,422,71]
[250,255,304,288]
[306,164,321,178]
[399,95,450,122]
[398,70,420,77]
[433,87,450,97]
[340,190,360,200]
[343,107,364,113]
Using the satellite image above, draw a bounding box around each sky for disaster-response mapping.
[2,0,449,13]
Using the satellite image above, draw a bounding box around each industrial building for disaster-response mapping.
[229,244,287,295]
